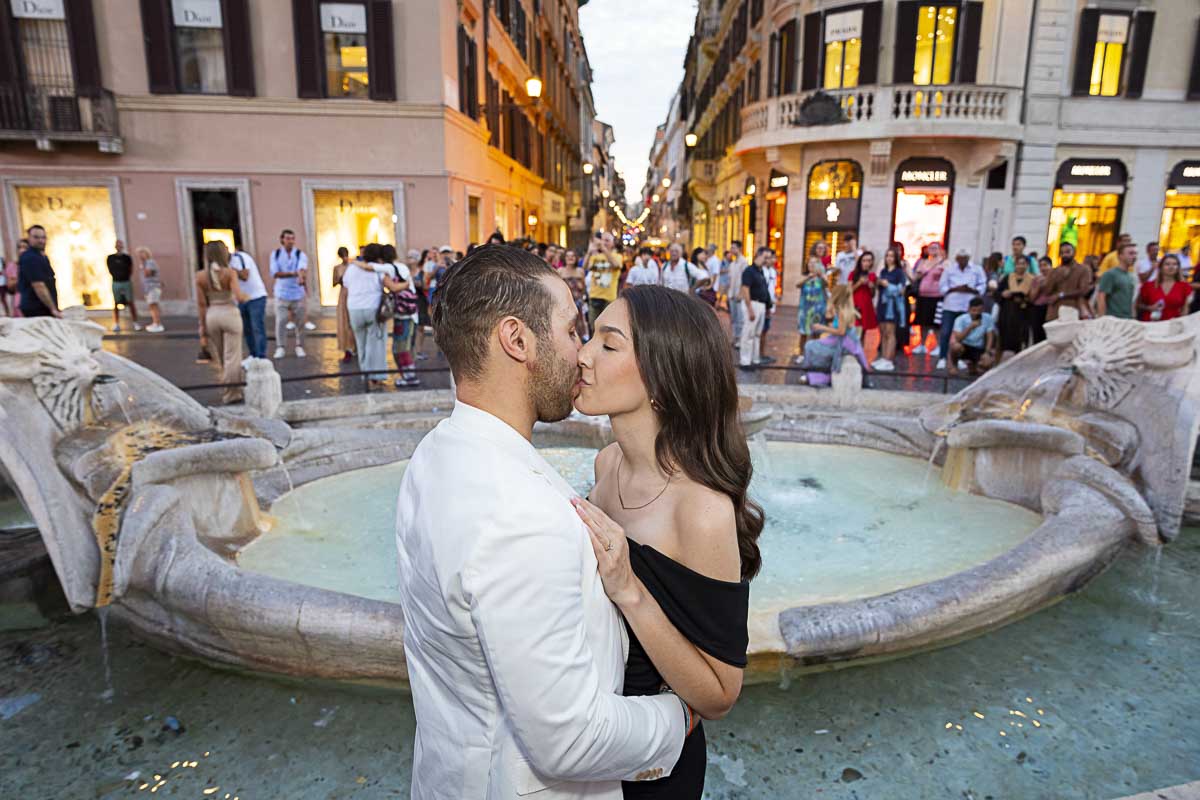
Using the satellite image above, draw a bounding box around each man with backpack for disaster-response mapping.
[659,243,710,293]
[270,228,309,359]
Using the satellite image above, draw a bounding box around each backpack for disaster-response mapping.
[384,263,419,317]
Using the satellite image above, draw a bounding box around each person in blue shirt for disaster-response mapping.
[948,296,996,377]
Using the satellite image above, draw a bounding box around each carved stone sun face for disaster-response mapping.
[0,318,104,432]
[1064,317,1145,409]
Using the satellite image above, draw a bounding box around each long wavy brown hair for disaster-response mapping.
[621,285,764,580]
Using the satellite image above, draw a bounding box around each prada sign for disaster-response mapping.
[10,0,64,20]
[824,9,862,43]
[321,2,367,34]
[172,0,222,29]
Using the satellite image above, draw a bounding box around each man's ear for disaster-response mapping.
[496,316,532,364]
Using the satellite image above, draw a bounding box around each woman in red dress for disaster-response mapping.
[850,250,878,332]
[1137,254,1191,321]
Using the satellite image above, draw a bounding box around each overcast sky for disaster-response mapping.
[579,0,697,203]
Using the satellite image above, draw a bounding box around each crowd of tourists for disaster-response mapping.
[6,221,1199,399]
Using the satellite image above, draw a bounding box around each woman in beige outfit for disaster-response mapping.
[332,246,356,362]
[194,241,248,405]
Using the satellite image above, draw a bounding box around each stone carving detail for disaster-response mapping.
[1060,317,1146,409]
[0,318,104,433]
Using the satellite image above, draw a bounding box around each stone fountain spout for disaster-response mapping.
[922,308,1200,540]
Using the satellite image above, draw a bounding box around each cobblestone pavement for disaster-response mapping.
[92,305,977,406]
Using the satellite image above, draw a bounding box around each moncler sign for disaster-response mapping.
[10,0,65,20]
[172,0,222,29]
[321,3,368,34]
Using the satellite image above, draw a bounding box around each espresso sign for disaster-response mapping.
[824,9,863,43]
[10,0,65,20]
[321,2,367,34]
[172,0,222,29]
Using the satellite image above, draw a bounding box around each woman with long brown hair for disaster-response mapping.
[794,239,829,361]
[194,241,247,404]
[570,285,763,798]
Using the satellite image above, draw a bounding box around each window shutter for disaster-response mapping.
[292,0,322,98]
[1124,10,1155,99]
[858,1,882,85]
[221,0,255,96]
[0,3,21,88]
[780,19,798,94]
[957,1,983,84]
[1071,8,1100,96]
[800,11,821,91]
[367,0,396,101]
[892,1,920,85]
[1189,18,1200,100]
[139,0,176,94]
[64,0,102,96]
[767,31,778,97]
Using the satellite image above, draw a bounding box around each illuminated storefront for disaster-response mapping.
[15,184,119,309]
[1047,159,1126,263]
[765,170,789,288]
[1160,160,1200,266]
[311,188,397,305]
[891,158,953,261]
[804,160,862,258]
[741,178,757,254]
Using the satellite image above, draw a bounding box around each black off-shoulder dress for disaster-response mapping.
[621,537,750,799]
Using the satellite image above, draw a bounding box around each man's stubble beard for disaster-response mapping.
[529,337,579,423]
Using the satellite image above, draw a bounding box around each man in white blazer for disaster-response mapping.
[396,245,690,799]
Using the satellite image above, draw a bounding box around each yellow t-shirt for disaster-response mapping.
[1097,249,1120,275]
[587,253,620,302]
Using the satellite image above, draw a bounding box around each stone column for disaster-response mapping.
[243,358,282,418]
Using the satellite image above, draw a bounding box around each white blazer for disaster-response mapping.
[396,402,687,799]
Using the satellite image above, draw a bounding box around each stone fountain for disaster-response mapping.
[0,311,1196,683]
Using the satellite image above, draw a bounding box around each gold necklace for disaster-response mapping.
[617,456,671,510]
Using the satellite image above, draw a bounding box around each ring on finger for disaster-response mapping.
[603,539,613,552]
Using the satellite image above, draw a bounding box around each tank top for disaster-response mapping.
[204,263,235,305]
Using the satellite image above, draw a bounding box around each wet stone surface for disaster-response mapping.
[1,532,1197,798]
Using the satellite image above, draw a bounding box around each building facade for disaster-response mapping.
[0,0,593,313]
[667,0,1200,304]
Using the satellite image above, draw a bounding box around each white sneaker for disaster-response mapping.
[876,359,895,372]
[929,346,941,358]
[957,359,968,371]
[112,324,121,333]
[295,346,306,358]
[133,323,143,331]
[146,324,164,333]
[303,321,317,331]
[273,347,285,359]
[286,321,296,331]
[911,344,926,355]
[936,358,947,370]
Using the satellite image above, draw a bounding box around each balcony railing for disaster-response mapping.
[738,83,1021,144]
[0,86,122,152]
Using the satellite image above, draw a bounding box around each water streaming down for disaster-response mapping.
[238,443,1042,613]
[96,606,114,702]
[1014,366,1076,423]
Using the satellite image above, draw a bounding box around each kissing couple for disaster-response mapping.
[396,245,764,798]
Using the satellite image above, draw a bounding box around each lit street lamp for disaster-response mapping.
[684,132,698,147]
[582,162,594,175]
[524,76,543,99]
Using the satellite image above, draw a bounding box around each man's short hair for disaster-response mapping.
[730,239,743,249]
[706,243,717,251]
[26,224,44,235]
[845,233,856,241]
[1120,242,1138,254]
[432,245,558,381]
[280,228,294,237]
[1012,235,1026,246]
[968,296,985,308]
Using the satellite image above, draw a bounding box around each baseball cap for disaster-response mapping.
[955,248,970,257]
[406,249,420,260]
[439,245,453,253]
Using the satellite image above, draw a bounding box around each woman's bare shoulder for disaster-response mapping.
[669,481,740,582]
